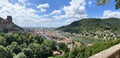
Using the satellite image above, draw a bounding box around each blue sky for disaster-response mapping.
[0,0,120,27]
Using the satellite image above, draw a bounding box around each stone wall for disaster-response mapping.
[0,16,24,33]
[89,43,120,58]
[0,16,12,29]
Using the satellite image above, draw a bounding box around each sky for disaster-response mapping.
[0,0,120,27]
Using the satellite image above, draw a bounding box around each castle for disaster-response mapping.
[0,16,24,33]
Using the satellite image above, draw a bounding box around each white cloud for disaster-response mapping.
[17,0,31,6]
[50,10,62,15]
[48,0,87,25]
[103,10,120,18]
[88,0,92,7]
[37,3,49,12]
[0,0,88,27]
[0,0,54,27]
[87,0,95,7]
[18,0,26,3]
[63,0,87,19]
[88,1,92,5]
[51,0,87,24]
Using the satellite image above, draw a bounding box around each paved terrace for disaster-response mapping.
[89,43,120,58]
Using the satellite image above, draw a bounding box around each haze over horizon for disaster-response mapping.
[0,0,120,27]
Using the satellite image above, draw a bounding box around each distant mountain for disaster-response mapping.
[57,18,120,34]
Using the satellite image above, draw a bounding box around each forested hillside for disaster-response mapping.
[58,18,120,33]
[58,18,120,40]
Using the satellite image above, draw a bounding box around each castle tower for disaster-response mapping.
[6,16,12,23]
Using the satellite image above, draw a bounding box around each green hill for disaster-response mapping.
[57,18,120,34]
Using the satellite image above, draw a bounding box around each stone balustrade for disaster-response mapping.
[89,43,120,58]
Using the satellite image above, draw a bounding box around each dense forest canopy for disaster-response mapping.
[0,32,57,58]
[57,18,120,41]
[58,18,120,34]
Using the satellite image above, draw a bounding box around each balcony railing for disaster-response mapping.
[89,43,120,58]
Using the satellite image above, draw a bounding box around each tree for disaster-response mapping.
[22,48,33,58]
[115,0,120,9]
[7,42,21,54]
[6,46,14,58]
[96,0,120,9]
[41,44,53,57]
[14,33,23,45]
[33,35,44,44]
[0,36,6,46]
[68,47,79,58]
[58,43,69,53]
[28,35,34,44]
[28,43,46,58]
[14,52,26,58]
[20,43,27,49]
[43,40,56,50]
[0,46,7,58]
[5,33,16,45]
